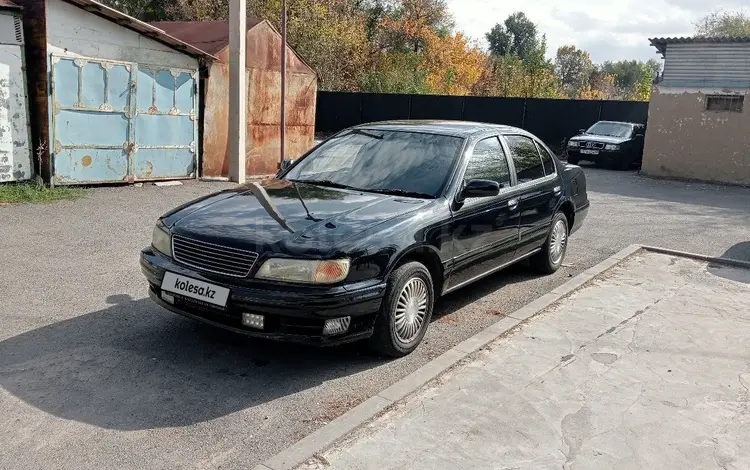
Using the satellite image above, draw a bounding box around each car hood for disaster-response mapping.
[570,134,629,145]
[163,178,429,254]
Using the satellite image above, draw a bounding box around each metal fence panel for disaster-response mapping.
[361,93,411,123]
[462,96,525,127]
[523,99,602,151]
[315,91,362,133]
[314,91,650,151]
[409,94,464,120]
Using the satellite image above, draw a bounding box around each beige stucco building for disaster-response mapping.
[642,37,750,186]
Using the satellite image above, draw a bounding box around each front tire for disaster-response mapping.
[567,155,580,165]
[370,262,434,357]
[530,212,569,274]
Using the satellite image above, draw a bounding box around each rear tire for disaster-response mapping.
[530,212,569,274]
[369,262,435,357]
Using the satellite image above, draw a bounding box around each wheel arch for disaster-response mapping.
[387,245,445,296]
[558,198,575,233]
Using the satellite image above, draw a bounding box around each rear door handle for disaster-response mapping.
[508,198,519,209]
[554,186,562,195]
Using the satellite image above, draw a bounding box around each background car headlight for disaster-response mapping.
[152,222,172,257]
[605,144,620,151]
[567,140,578,147]
[256,258,350,284]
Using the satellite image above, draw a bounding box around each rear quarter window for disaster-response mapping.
[505,135,545,183]
[535,141,556,176]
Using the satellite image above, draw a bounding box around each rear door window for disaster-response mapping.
[504,135,545,183]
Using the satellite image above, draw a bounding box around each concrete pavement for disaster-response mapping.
[299,250,750,470]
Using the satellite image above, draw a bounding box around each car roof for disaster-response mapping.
[354,120,532,138]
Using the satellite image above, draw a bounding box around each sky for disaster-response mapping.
[447,0,748,64]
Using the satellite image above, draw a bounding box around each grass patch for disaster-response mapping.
[0,182,86,205]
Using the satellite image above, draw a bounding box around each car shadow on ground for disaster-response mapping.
[0,296,386,431]
[0,265,539,432]
[707,241,750,284]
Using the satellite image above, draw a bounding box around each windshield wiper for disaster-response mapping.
[291,179,361,191]
[366,188,435,199]
[349,129,384,139]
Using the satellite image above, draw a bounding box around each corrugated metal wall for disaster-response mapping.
[663,43,750,84]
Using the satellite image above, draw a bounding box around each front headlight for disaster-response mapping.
[605,144,620,151]
[152,221,172,257]
[567,140,578,147]
[256,258,350,284]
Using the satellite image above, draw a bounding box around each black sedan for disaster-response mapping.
[141,121,589,357]
[566,121,646,170]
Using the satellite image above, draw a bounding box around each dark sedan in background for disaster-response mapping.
[567,121,646,170]
[141,121,589,357]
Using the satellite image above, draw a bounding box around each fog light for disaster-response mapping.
[323,316,351,336]
[242,313,265,330]
[161,291,175,304]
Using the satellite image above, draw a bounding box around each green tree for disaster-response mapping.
[599,59,660,90]
[359,52,429,93]
[100,0,172,20]
[485,12,543,62]
[695,9,750,36]
[473,54,561,99]
[554,45,593,95]
[249,0,371,91]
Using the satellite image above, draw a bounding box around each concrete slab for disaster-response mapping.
[300,251,750,470]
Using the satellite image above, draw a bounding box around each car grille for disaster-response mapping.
[582,142,606,150]
[172,235,259,278]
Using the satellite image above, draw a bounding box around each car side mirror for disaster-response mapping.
[578,129,586,134]
[280,159,295,171]
[460,179,501,201]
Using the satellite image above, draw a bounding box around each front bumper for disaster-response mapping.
[140,247,386,346]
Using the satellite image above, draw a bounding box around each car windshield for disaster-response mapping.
[283,129,464,198]
[585,122,632,138]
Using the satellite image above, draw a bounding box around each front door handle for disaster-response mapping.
[508,198,519,210]
[554,185,562,195]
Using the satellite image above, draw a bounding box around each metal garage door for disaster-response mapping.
[51,55,198,185]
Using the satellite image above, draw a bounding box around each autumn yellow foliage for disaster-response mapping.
[420,31,486,95]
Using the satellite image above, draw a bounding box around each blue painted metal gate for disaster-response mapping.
[51,55,198,185]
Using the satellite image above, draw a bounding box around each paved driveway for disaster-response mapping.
[1,168,749,469]
[307,250,750,470]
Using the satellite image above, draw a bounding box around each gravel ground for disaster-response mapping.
[1,168,749,470]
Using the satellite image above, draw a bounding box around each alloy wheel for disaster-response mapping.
[394,277,429,343]
[549,219,567,265]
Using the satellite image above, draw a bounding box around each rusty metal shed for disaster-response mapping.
[151,20,317,177]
